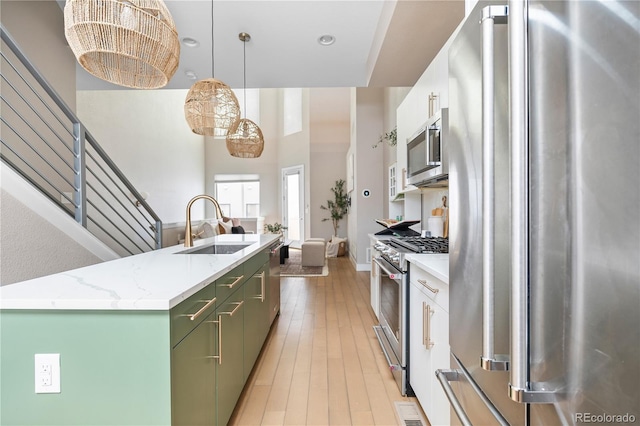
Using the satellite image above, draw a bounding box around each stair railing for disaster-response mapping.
[1,24,162,256]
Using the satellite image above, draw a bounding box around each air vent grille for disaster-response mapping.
[394,401,428,426]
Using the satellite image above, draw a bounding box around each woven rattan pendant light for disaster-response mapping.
[184,0,240,136]
[64,0,180,89]
[226,33,264,158]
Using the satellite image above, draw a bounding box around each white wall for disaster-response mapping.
[77,90,206,224]
[310,89,350,240]
[204,89,281,231]
[278,89,311,240]
[466,0,480,16]
[348,87,385,270]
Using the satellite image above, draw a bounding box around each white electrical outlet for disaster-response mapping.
[35,354,60,394]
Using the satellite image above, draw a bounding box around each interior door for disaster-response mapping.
[282,165,304,245]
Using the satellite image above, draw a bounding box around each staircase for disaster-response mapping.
[1,25,162,263]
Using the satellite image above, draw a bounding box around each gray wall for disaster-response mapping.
[348,87,385,270]
[0,187,103,285]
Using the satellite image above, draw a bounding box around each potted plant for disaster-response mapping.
[320,179,348,236]
[263,222,287,237]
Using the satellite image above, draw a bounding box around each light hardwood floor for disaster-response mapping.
[230,255,421,426]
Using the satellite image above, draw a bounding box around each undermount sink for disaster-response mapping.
[176,243,252,255]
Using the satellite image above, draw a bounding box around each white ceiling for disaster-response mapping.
[73,0,465,91]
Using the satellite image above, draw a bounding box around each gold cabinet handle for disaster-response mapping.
[188,297,217,321]
[423,302,434,349]
[214,301,245,365]
[219,300,244,317]
[418,279,440,294]
[259,271,265,302]
[219,275,245,289]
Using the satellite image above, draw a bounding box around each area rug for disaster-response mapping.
[280,248,329,277]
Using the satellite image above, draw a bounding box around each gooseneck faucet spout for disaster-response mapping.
[184,194,224,247]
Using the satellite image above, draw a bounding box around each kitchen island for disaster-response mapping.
[0,233,280,426]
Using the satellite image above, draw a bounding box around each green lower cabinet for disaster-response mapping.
[215,288,245,426]
[0,310,171,426]
[171,310,216,426]
[0,251,277,426]
[243,263,271,381]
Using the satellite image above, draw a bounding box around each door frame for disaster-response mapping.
[281,165,305,246]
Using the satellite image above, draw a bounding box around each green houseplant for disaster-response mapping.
[263,222,287,234]
[372,126,397,148]
[320,179,349,236]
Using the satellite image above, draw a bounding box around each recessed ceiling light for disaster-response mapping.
[185,70,198,80]
[181,37,200,48]
[318,34,335,46]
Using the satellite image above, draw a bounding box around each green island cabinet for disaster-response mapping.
[0,249,272,426]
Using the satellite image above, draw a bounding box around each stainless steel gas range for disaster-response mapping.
[371,236,448,395]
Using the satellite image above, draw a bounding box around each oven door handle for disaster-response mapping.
[373,257,403,279]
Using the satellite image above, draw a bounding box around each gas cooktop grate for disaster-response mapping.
[390,236,449,254]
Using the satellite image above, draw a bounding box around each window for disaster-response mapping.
[214,175,260,218]
[283,88,302,135]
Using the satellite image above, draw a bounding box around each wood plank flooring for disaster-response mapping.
[230,255,421,425]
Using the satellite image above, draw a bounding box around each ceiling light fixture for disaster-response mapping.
[318,34,336,46]
[184,0,240,136]
[64,0,180,89]
[226,32,265,158]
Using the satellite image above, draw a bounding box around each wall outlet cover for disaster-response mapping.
[35,353,60,394]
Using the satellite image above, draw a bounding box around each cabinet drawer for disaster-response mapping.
[409,264,449,312]
[243,250,268,277]
[170,282,216,347]
[216,263,245,305]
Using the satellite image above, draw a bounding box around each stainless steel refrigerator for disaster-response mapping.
[439,0,640,424]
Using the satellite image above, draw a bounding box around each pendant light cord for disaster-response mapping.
[211,0,216,78]
[243,37,247,118]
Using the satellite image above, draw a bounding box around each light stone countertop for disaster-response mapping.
[405,253,449,283]
[0,233,280,311]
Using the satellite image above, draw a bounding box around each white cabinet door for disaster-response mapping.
[428,303,450,426]
[409,282,431,413]
[409,261,450,426]
[389,163,397,201]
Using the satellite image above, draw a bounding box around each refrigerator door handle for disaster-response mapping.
[507,0,559,404]
[435,370,473,426]
[436,367,510,426]
[480,4,510,373]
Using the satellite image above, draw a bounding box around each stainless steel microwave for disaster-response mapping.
[406,108,448,188]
